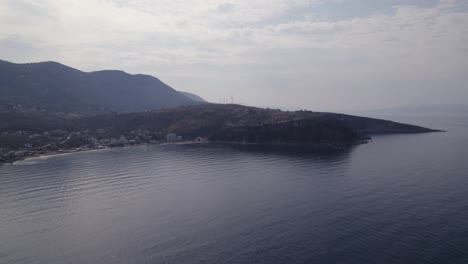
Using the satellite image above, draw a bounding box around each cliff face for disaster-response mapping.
[336,114,440,134]
[210,118,364,146]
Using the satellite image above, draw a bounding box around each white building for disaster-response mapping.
[166,133,177,142]
[110,135,128,146]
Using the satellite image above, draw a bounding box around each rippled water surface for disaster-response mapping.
[1,116,468,264]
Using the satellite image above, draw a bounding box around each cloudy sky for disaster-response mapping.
[1,0,467,112]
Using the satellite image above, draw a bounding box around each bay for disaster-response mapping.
[1,116,467,264]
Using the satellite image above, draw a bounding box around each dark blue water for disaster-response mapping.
[1,116,467,264]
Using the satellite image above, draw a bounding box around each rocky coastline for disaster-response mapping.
[0,104,442,166]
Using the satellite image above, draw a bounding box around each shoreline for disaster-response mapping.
[1,140,212,165]
[2,139,368,165]
[4,147,111,165]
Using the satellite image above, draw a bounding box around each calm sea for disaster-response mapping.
[1,115,467,264]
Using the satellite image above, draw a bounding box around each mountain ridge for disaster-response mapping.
[0,59,204,113]
[179,91,207,102]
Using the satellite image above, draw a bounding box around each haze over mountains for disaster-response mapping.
[0,60,205,113]
[363,104,468,117]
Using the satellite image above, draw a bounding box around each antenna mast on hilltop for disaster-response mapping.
[220,96,234,104]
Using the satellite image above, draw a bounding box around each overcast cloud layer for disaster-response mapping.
[1,0,467,111]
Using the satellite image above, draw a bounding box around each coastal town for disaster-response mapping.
[0,128,205,164]
[0,105,303,165]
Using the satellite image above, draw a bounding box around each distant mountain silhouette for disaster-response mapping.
[0,59,203,113]
[366,104,468,116]
[179,91,207,102]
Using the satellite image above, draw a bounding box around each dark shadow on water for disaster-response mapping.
[224,142,355,157]
[0,142,359,199]
[161,142,358,165]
